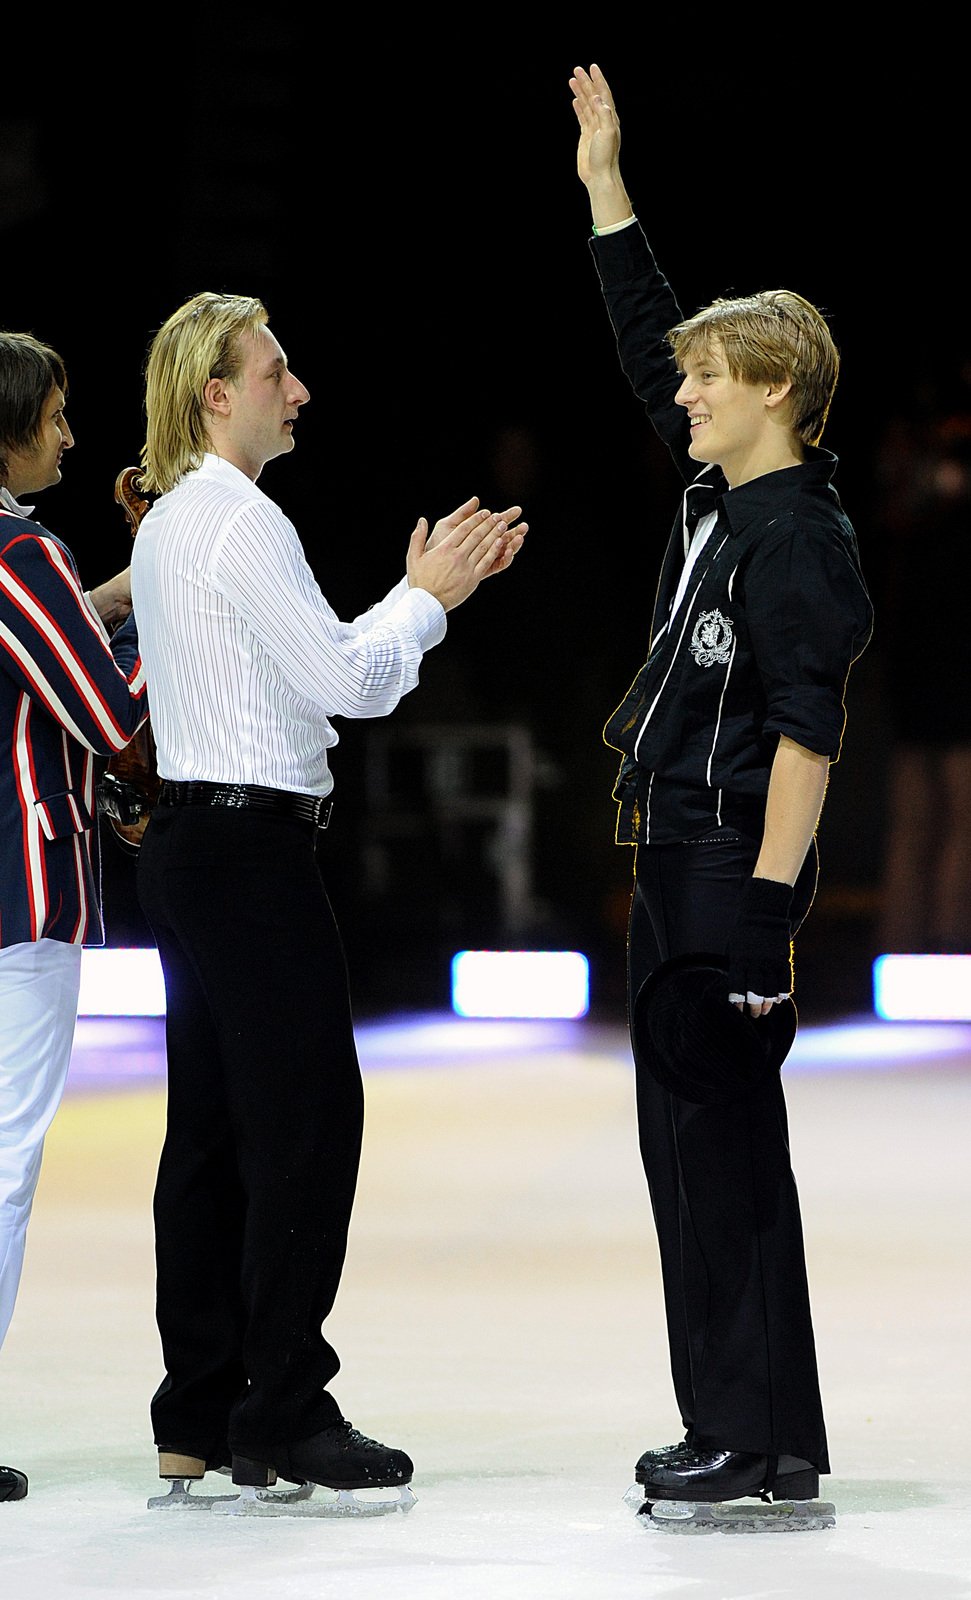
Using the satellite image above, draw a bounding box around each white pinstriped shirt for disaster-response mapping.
[130,454,446,796]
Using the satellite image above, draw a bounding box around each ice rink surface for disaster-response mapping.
[1,1014,969,1600]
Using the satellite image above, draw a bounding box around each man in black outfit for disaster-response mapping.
[570,65,872,1508]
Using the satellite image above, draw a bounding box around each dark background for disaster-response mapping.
[3,28,964,1023]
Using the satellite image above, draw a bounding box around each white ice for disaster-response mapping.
[1,1015,969,1600]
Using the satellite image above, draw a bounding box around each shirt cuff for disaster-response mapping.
[389,584,447,653]
[593,214,637,237]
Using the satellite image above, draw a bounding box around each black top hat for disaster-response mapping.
[633,953,798,1106]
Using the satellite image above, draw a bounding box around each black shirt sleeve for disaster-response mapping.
[589,223,695,477]
[741,516,874,760]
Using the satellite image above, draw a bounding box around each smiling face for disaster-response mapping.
[4,383,74,497]
[210,324,310,481]
[674,340,797,487]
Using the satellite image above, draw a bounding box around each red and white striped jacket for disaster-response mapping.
[0,508,148,948]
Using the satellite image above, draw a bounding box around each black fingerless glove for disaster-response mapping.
[726,877,794,999]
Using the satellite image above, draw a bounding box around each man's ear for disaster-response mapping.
[203,375,233,417]
[765,378,793,412]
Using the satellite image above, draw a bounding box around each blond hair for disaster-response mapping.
[668,290,839,447]
[140,292,268,494]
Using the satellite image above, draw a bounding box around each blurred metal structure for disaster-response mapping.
[363,724,544,942]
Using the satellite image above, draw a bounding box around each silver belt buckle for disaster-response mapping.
[212,784,248,809]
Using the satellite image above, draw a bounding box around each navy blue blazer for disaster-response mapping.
[0,508,148,947]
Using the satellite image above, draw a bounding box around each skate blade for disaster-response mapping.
[148,1477,240,1511]
[624,1485,836,1534]
[212,1482,417,1519]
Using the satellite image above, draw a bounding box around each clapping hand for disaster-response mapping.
[407,497,527,612]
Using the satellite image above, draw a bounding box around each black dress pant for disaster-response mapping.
[136,804,364,1458]
[628,829,830,1471]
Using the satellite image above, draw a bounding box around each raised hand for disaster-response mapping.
[570,64,622,186]
[569,64,633,231]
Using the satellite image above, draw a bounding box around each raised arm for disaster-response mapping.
[570,65,693,476]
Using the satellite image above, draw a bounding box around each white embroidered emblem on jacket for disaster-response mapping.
[689,609,733,668]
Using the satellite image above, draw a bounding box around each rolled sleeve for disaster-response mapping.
[745,521,873,760]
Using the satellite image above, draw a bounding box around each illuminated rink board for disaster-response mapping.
[76,950,971,1036]
[77,948,166,1016]
[873,953,971,1022]
[77,949,593,1021]
[450,950,590,1019]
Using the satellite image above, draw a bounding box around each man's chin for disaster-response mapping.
[29,469,62,495]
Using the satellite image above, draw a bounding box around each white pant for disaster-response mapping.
[0,939,82,1351]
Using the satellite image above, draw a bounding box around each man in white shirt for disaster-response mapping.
[131,291,525,1508]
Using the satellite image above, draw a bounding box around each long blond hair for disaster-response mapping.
[140,292,267,494]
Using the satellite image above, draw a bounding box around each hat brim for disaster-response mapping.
[633,953,797,1105]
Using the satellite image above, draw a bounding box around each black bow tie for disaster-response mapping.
[684,488,715,536]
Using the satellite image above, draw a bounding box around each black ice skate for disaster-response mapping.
[0,1464,28,1501]
[626,1447,836,1534]
[634,1436,694,1476]
[217,1421,416,1519]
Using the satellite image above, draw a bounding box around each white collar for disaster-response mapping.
[191,452,268,499]
[0,485,35,517]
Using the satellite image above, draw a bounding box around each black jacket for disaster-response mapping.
[590,223,873,844]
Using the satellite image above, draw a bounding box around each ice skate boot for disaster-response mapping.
[0,1465,28,1501]
[634,1436,693,1479]
[626,1448,836,1534]
[148,1448,243,1510]
[218,1420,416,1518]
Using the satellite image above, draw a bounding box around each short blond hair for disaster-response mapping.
[668,290,839,447]
[140,292,268,494]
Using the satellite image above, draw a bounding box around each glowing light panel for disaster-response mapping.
[873,954,971,1022]
[78,948,166,1016]
[451,950,590,1019]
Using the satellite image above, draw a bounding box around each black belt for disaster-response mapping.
[158,779,332,830]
